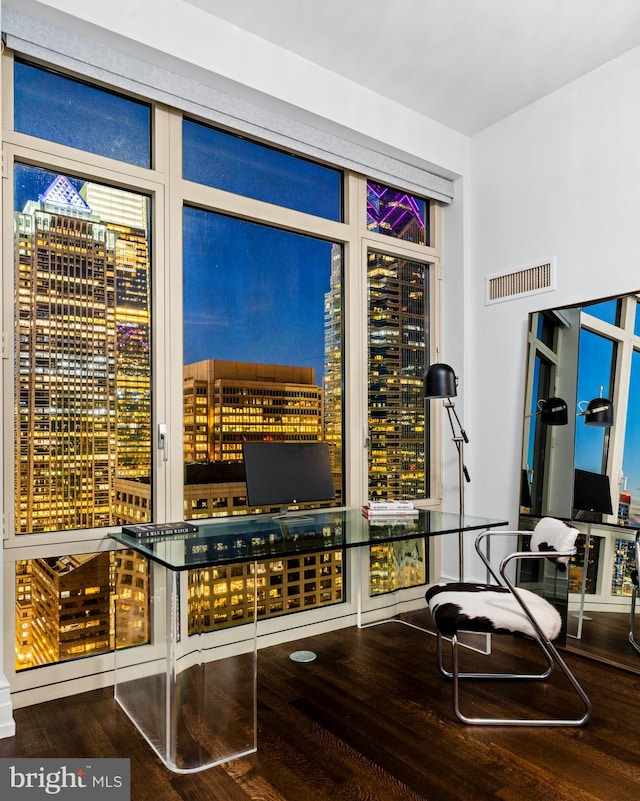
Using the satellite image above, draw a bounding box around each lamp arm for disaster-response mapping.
[444,401,471,482]
[446,400,469,443]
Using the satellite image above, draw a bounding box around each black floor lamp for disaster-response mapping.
[424,362,470,579]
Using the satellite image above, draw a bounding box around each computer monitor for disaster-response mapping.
[573,469,613,516]
[242,442,336,515]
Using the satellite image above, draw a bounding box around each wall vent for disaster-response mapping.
[485,259,555,305]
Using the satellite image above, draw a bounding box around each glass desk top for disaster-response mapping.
[110,508,507,570]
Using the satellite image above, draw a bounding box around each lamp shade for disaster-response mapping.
[540,397,568,426]
[584,397,614,427]
[424,363,457,398]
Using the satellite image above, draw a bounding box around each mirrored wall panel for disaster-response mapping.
[519,292,640,673]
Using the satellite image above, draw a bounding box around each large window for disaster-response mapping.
[575,329,615,475]
[367,250,428,500]
[14,165,152,535]
[3,51,441,695]
[14,59,151,168]
[10,66,155,673]
[183,119,342,220]
[182,208,343,516]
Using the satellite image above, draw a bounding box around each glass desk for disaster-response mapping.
[110,509,506,773]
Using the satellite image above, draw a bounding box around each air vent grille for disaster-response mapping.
[486,260,555,305]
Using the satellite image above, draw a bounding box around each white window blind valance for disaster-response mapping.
[3,7,454,204]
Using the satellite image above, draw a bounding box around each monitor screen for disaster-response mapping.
[573,469,613,515]
[242,442,336,510]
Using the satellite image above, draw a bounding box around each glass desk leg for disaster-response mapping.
[115,561,257,773]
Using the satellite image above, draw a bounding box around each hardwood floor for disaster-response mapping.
[1,612,640,801]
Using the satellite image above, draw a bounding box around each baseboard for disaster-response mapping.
[0,675,15,739]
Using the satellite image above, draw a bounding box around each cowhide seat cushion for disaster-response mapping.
[425,582,562,640]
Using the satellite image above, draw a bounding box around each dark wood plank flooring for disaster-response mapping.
[1,612,639,801]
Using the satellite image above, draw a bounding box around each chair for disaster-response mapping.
[425,517,591,726]
[629,529,640,656]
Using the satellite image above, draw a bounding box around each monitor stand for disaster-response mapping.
[271,504,314,523]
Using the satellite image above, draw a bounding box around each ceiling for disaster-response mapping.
[186,0,640,135]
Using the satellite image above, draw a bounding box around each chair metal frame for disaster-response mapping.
[629,529,640,656]
[432,529,592,726]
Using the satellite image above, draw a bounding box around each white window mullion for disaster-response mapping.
[606,298,635,500]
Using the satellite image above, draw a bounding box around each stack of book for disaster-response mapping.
[361,500,419,519]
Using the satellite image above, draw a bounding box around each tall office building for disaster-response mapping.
[367,253,427,500]
[188,550,343,633]
[366,184,428,500]
[181,360,342,630]
[28,553,112,667]
[14,175,151,534]
[183,359,323,463]
[15,549,149,670]
[82,183,152,483]
[323,245,343,502]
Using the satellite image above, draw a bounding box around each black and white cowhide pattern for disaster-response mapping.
[530,517,579,572]
[425,582,562,640]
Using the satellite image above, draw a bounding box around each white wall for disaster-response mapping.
[466,45,640,556]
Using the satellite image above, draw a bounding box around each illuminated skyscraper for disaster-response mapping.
[183,359,323,463]
[365,183,428,500]
[367,253,427,499]
[323,245,343,501]
[15,548,150,671]
[85,185,151,483]
[15,177,117,532]
[14,175,151,533]
[28,553,112,666]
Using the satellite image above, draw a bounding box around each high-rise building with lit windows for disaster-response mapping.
[367,252,427,500]
[365,183,428,501]
[82,183,151,483]
[14,176,151,534]
[28,553,112,667]
[15,549,149,671]
[323,245,343,501]
[183,359,323,463]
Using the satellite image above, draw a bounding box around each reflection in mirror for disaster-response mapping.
[519,292,640,673]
